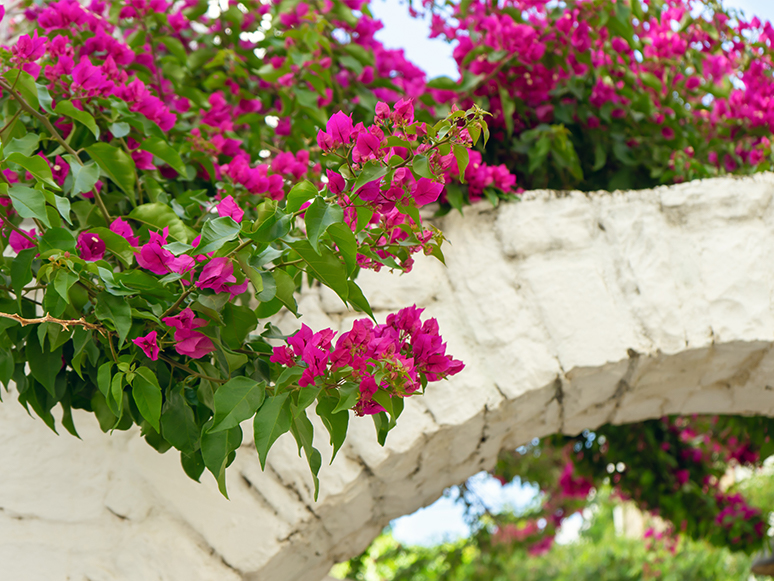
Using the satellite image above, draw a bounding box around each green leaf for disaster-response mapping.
[290,411,322,501]
[346,280,374,319]
[255,270,276,302]
[11,248,36,305]
[132,367,162,431]
[86,143,136,202]
[4,134,40,157]
[139,136,187,175]
[291,240,349,303]
[161,389,200,453]
[6,152,60,190]
[37,84,54,114]
[0,347,13,390]
[221,303,258,350]
[305,197,344,253]
[286,180,318,214]
[210,376,266,433]
[26,336,62,397]
[333,382,360,413]
[426,76,460,90]
[21,379,58,434]
[109,122,131,138]
[327,223,357,276]
[352,161,388,193]
[593,142,607,172]
[88,227,134,266]
[38,227,77,255]
[612,141,637,166]
[452,144,470,182]
[247,207,292,243]
[316,395,349,463]
[253,392,292,469]
[53,194,72,225]
[272,268,298,315]
[59,397,80,438]
[201,423,242,497]
[97,362,113,399]
[94,291,132,347]
[8,185,51,227]
[158,36,188,64]
[109,372,125,417]
[181,450,205,482]
[192,216,240,254]
[53,269,78,302]
[67,159,101,197]
[3,69,39,110]
[128,203,195,243]
[411,154,434,180]
[294,386,321,416]
[54,100,99,139]
[498,85,515,136]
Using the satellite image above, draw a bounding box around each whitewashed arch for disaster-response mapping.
[3,174,774,580]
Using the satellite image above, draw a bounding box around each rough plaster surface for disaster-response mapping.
[5,175,774,580]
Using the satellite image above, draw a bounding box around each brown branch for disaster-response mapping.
[0,312,106,334]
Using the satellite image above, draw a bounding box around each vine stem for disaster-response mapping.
[91,186,112,225]
[0,312,106,334]
[160,285,196,319]
[2,219,37,243]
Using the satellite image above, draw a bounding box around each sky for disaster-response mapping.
[371,0,774,547]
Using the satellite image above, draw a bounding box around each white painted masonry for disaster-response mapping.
[3,174,774,580]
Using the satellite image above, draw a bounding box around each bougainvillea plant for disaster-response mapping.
[486,415,774,557]
[414,0,774,198]
[0,0,497,497]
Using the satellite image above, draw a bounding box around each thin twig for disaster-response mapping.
[0,312,106,334]
[160,285,196,318]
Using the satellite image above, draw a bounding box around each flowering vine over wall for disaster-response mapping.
[0,0,497,496]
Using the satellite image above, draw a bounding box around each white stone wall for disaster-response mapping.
[4,175,774,580]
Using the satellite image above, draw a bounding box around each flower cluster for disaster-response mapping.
[271,306,463,416]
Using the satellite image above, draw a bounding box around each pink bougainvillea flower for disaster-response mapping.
[270,345,296,366]
[375,101,390,122]
[110,218,140,247]
[131,149,156,170]
[412,178,444,206]
[392,98,414,124]
[148,226,169,246]
[216,195,244,223]
[77,231,106,261]
[325,110,354,145]
[173,328,215,359]
[51,155,69,187]
[9,228,37,254]
[133,331,159,360]
[163,307,207,333]
[196,257,236,293]
[356,375,386,416]
[326,170,346,195]
[136,243,175,274]
[12,30,48,62]
[354,132,382,161]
